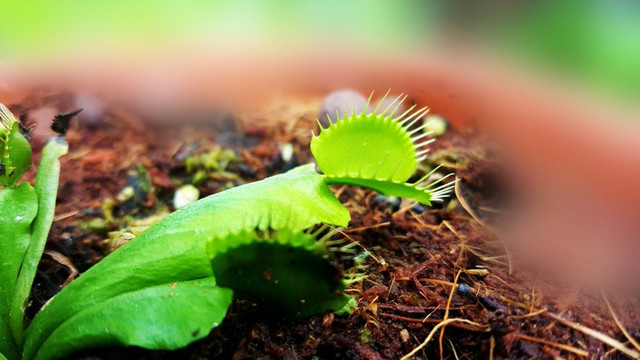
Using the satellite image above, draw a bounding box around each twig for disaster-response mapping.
[600,289,640,353]
[455,180,512,274]
[489,336,496,360]
[343,222,390,233]
[401,318,488,360]
[439,270,462,360]
[43,250,78,288]
[545,312,640,359]
[510,308,548,320]
[339,231,383,264]
[514,333,589,357]
[53,210,79,222]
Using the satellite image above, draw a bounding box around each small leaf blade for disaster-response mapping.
[23,224,215,358]
[0,182,37,359]
[10,136,68,346]
[26,278,232,360]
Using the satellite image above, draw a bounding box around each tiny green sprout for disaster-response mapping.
[311,92,456,205]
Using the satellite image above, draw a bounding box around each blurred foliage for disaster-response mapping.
[496,0,640,100]
[185,148,238,185]
[0,1,637,101]
[444,0,640,100]
[0,1,436,57]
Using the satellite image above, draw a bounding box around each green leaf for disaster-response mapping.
[0,182,37,359]
[10,137,67,346]
[153,163,350,237]
[324,175,434,204]
[311,94,455,204]
[23,217,216,360]
[29,278,232,360]
[324,166,457,206]
[208,229,351,317]
[0,104,32,187]
[24,164,349,358]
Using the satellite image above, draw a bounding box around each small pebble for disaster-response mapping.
[411,203,426,214]
[317,89,367,128]
[237,163,257,177]
[79,208,104,217]
[400,329,410,343]
[280,144,300,172]
[446,199,459,212]
[457,283,474,298]
[116,186,135,203]
[173,184,200,209]
[423,115,449,137]
[280,143,294,163]
[371,194,401,212]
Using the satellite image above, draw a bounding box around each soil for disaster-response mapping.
[9,91,640,359]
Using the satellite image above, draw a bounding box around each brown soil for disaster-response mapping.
[10,91,640,359]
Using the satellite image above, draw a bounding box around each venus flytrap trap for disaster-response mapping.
[1,92,455,360]
[311,92,457,205]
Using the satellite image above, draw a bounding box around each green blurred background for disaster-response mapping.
[0,0,638,101]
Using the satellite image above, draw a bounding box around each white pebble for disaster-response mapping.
[173,185,200,209]
[280,143,294,163]
[423,115,448,137]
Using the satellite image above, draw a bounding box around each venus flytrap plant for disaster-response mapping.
[2,92,455,360]
[22,164,351,360]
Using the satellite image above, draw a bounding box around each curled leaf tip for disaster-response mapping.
[51,109,82,135]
